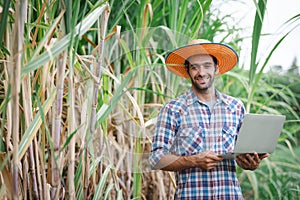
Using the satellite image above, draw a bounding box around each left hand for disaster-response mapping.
[236,152,269,171]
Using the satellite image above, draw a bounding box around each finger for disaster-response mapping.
[207,152,224,161]
[247,153,260,169]
[236,155,258,170]
[235,159,244,167]
[259,153,269,160]
[251,152,261,163]
[209,155,223,161]
[201,151,223,161]
[246,154,258,168]
[240,154,251,165]
[246,153,257,163]
[235,155,243,163]
[207,162,218,170]
[198,151,213,159]
[251,152,260,164]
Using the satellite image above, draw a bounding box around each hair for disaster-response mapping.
[184,54,218,70]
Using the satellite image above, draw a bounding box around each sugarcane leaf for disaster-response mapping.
[92,164,112,200]
[18,90,56,159]
[22,3,108,76]
[96,68,135,125]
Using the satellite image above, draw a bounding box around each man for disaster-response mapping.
[149,39,268,199]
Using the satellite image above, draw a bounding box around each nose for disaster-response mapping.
[190,65,205,74]
[197,66,206,75]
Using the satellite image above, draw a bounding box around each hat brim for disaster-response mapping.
[165,43,238,78]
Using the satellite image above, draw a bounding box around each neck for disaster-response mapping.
[192,86,216,102]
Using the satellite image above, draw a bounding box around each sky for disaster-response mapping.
[213,1,300,72]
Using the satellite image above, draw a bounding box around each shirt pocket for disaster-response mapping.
[222,125,237,153]
[172,126,204,156]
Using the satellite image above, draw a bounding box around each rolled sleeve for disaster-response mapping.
[149,104,178,169]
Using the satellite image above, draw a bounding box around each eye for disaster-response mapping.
[190,64,200,71]
[203,64,214,68]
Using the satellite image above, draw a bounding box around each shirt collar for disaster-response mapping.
[186,88,231,107]
[186,88,199,106]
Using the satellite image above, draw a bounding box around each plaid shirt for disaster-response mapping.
[150,88,245,199]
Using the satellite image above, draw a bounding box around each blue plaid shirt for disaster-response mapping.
[150,88,245,199]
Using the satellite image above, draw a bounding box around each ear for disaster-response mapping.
[214,65,219,75]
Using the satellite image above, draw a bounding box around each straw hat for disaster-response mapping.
[165,39,238,78]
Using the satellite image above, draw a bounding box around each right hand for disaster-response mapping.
[155,151,223,171]
[191,151,223,170]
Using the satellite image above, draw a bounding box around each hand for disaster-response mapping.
[236,152,269,170]
[156,151,223,171]
[192,151,223,170]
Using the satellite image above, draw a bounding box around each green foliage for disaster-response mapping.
[240,145,300,199]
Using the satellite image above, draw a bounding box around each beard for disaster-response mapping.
[190,74,214,92]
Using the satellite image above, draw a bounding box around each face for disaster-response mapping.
[186,54,218,92]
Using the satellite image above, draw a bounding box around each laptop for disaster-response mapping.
[221,113,286,159]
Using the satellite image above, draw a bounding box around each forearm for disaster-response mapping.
[154,154,195,171]
[153,151,223,171]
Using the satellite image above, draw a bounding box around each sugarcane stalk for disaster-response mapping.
[84,3,110,199]
[10,0,26,199]
[67,49,76,199]
[52,52,67,189]
[35,136,47,200]
[22,74,39,199]
[89,2,110,132]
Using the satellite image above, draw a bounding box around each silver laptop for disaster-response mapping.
[221,113,286,159]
